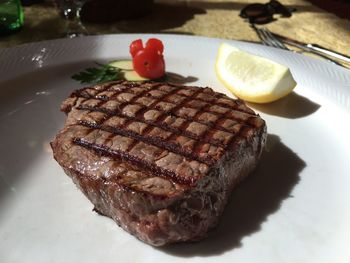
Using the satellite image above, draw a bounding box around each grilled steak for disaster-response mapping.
[51,80,267,246]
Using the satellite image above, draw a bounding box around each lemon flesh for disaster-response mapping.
[216,43,297,103]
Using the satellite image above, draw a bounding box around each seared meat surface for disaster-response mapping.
[51,80,267,246]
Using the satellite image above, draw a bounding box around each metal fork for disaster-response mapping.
[252,24,289,50]
[251,24,345,67]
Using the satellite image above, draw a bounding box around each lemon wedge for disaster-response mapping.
[215,43,297,103]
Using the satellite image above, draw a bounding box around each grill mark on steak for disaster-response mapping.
[78,120,215,165]
[192,109,243,155]
[73,137,199,186]
[78,87,220,165]
[70,84,221,184]
[72,81,114,98]
[159,88,203,151]
[67,81,263,188]
[125,84,183,152]
[115,84,159,152]
[72,85,241,165]
[62,81,132,114]
[67,81,257,128]
[75,107,227,148]
[67,82,262,179]
[75,104,250,143]
[78,99,254,127]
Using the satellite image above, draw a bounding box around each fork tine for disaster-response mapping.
[250,24,272,47]
[251,24,290,50]
[261,28,289,50]
[251,25,347,67]
[259,29,276,47]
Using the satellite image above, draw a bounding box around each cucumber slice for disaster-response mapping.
[123,70,149,82]
[108,60,133,71]
[109,60,150,81]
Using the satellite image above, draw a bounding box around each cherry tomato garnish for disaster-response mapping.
[130,39,143,58]
[132,48,165,79]
[145,38,164,55]
[130,38,165,79]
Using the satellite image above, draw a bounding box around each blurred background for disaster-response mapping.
[0,0,349,55]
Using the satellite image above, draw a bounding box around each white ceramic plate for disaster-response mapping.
[1,34,350,263]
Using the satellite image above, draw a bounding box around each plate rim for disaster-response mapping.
[1,33,349,112]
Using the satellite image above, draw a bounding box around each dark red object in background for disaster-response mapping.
[306,0,350,19]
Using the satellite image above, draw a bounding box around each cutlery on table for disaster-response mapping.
[251,24,349,68]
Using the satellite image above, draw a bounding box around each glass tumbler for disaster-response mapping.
[0,0,24,35]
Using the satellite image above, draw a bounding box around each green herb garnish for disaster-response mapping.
[71,63,122,84]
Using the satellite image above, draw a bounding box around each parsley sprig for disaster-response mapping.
[71,63,122,85]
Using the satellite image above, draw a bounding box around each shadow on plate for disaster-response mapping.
[158,134,305,257]
[166,72,198,85]
[247,92,320,119]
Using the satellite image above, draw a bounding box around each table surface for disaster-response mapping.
[0,0,349,57]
